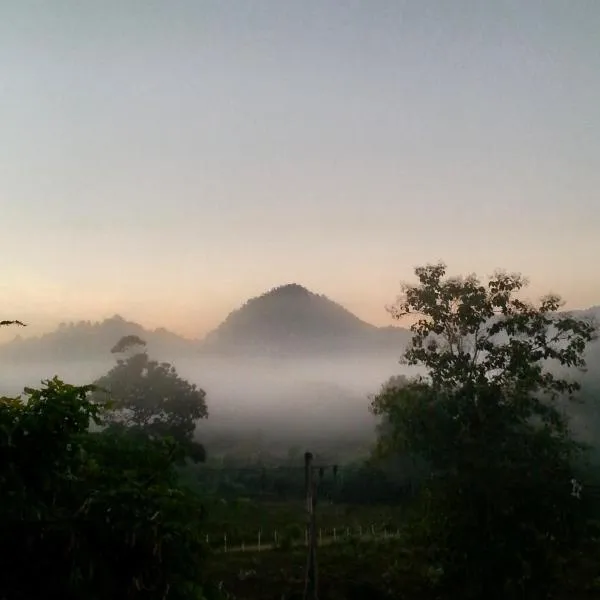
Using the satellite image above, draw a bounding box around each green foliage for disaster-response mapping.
[94,336,208,460]
[372,263,597,598]
[0,377,207,600]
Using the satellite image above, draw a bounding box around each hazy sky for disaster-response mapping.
[1,1,599,339]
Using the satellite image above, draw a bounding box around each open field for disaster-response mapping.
[205,538,427,600]
[205,538,600,600]
[200,498,600,599]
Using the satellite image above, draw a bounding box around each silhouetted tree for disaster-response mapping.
[371,262,596,599]
[94,336,208,461]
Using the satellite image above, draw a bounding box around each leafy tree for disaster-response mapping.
[110,334,147,355]
[0,376,208,600]
[93,336,208,461]
[371,263,596,599]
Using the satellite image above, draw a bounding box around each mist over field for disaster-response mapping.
[0,286,419,454]
[0,352,415,451]
[1,285,598,463]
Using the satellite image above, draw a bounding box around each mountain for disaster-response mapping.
[0,315,197,363]
[1,291,597,365]
[0,285,409,363]
[200,283,410,357]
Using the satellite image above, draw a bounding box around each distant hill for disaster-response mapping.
[0,315,197,363]
[200,283,410,357]
[0,286,410,363]
[1,293,597,365]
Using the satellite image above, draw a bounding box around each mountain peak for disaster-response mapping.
[266,283,311,297]
[202,284,408,356]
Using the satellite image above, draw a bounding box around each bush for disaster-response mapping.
[0,377,208,600]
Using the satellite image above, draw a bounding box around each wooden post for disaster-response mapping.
[258,530,261,552]
[303,452,318,600]
[224,533,227,553]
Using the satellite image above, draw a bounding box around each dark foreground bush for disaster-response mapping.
[0,378,208,600]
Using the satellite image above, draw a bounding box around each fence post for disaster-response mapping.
[303,451,318,600]
[333,527,336,542]
[346,527,350,539]
[274,530,278,546]
[258,530,261,552]
[241,541,245,552]
[224,533,227,553]
[319,528,322,544]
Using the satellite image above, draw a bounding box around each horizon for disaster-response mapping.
[2,277,598,343]
[0,280,405,342]
[2,2,599,340]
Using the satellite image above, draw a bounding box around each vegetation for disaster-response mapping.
[0,376,207,600]
[93,335,208,461]
[2,263,600,599]
[205,538,425,600]
[372,263,597,598]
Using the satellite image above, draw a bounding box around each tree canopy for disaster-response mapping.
[93,336,208,461]
[371,263,597,599]
[0,376,207,600]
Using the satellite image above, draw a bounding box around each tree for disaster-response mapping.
[0,377,208,600]
[371,263,596,599]
[93,336,208,461]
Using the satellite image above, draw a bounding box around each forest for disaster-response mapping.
[2,262,600,600]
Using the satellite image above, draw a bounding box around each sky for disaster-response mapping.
[1,0,599,340]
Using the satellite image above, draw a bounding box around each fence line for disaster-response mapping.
[206,524,402,554]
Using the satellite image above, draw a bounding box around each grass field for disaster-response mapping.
[201,498,600,599]
[205,537,428,600]
[206,537,600,600]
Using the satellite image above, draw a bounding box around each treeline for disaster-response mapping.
[187,458,418,506]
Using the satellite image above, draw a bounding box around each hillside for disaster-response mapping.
[0,315,196,363]
[1,295,596,366]
[200,283,410,357]
[0,286,410,363]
